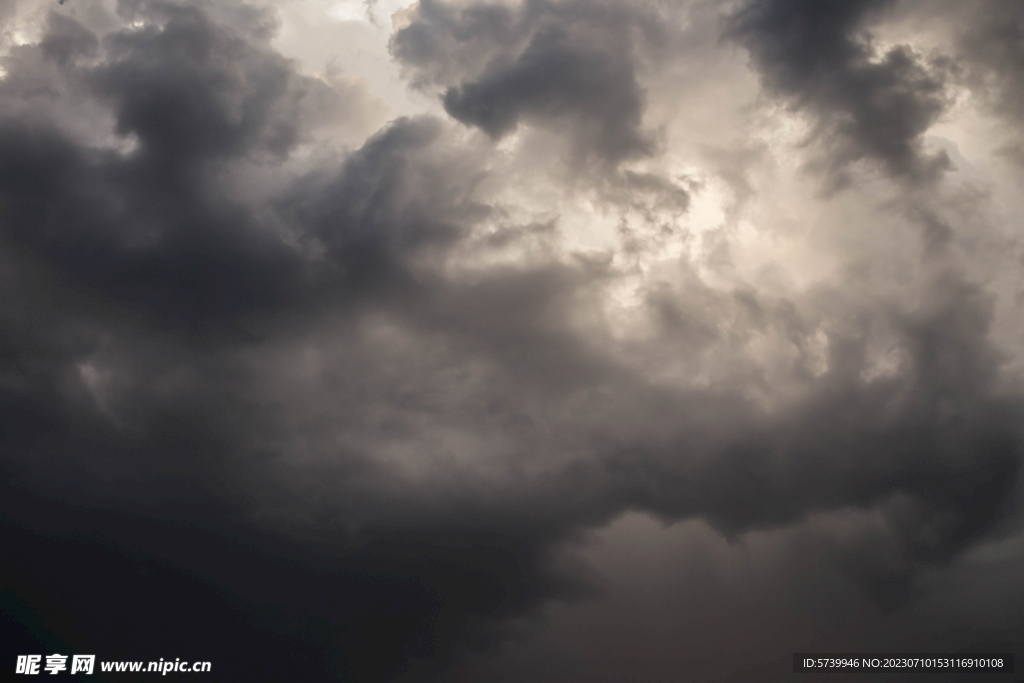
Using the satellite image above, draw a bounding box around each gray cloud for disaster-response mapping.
[726,0,953,188]
[957,1,1024,125]
[2,1,1024,681]
[391,0,679,166]
[439,511,1024,683]
[440,26,652,164]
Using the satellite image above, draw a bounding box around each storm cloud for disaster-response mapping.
[2,0,1023,681]
[726,0,953,187]
[391,0,683,166]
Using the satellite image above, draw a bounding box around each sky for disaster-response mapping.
[1,0,1023,680]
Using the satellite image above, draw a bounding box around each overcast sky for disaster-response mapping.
[1,0,1023,680]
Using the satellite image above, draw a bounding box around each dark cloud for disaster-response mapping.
[588,273,1024,572]
[0,4,390,331]
[391,0,676,166]
[0,3,610,679]
[92,6,300,161]
[438,511,1024,683]
[2,1,1024,682]
[40,11,99,65]
[958,2,1024,123]
[282,115,483,274]
[726,0,953,187]
[440,26,652,164]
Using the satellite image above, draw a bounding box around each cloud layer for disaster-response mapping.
[2,0,1023,680]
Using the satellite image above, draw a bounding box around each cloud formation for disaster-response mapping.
[392,0,682,166]
[727,0,952,187]
[2,0,1023,681]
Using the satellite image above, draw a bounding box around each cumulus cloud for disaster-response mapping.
[726,0,953,188]
[2,0,1024,681]
[957,1,1024,124]
[391,0,685,166]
